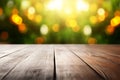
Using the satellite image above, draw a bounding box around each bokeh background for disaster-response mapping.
[0,0,120,44]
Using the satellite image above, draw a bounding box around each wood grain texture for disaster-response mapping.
[55,46,103,80]
[0,46,37,80]
[0,45,119,80]
[0,45,27,58]
[2,45,54,80]
[68,45,120,80]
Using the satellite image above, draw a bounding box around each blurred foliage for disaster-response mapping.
[0,0,120,44]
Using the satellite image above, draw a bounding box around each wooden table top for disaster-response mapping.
[0,45,120,80]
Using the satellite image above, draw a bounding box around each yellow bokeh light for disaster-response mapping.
[76,0,89,12]
[18,23,27,33]
[35,15,42,23]
[88,37,97,44]
[83,25,92,36]
[90,3,98,13]
[98,15,106,22]
[72,26,80,32]
[40,24,49,35]
[66,19,77,28]
[52,24,60,32]
[27,14,35,20]
[11,14,22,25]
[97,8,106,22]
[111,16,120,27]
[90,16,98,24]
[35,2,43,12]
[46,0,63,11]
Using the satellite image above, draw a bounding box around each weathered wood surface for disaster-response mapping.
[0,45,120,80]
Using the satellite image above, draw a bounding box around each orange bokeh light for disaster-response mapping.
[18,23,27,33]
[114,10,120,16]
[35,37,44,44]
[12,8,19,14]
[0,32,9,40]
[106,25,115,35]
[0,8,3,16]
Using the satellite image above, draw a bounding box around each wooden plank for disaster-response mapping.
[68,45,120,65]
[0,45,27,58]
[0,46,37,80]
[0,45,11,51]
[69,45,120,80]
[87,45,120,56]
[86,45,120,65]
[0,45,24,51]
[55,46,104,80]
[2,45,54,80]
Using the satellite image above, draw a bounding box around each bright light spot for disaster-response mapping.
[11,14,22,25]
[88,37,97,44]
[28,7,35,15]
[40,24,49,35]
[52,24,60,32]
[18,23,27,33]
[76,0,89,12]
[46,0,62,10]
[97,8,106,22]
[27,7,35,20]
[64,8,72,15]
[21,0,30,10]
[111,16,120,27]
[83,25,92,36]
[97,8,105,16]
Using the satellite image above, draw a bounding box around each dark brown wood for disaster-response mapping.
[55,46,103,80]
[0,45,119,80]
[68,45,120,80]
